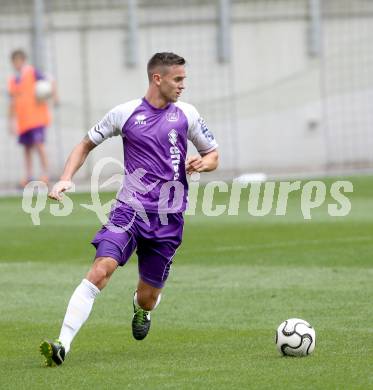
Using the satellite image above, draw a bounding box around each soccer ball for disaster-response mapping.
[275,318,316,357]
[35,79,53,100]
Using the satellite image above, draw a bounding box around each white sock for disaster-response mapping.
[133,291,162,311]
[59,279,100,354]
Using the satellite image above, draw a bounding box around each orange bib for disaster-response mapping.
[8,65,50,135]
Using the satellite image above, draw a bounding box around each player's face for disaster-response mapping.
[159,65,186,103]
[12,56,25,72]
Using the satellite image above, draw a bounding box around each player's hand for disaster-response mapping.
[186,155,204,175]
[48,180,73,201]
[52,95,60,108]
[8,121,17,136]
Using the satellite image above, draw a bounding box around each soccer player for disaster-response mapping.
[40,52,219,366]
[7,49,54,187]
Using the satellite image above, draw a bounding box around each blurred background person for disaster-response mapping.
[7,49,56,187]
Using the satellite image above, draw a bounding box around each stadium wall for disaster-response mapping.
[0,0,372,189]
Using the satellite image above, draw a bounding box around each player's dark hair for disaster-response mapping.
[11,49,27,61]
[147,52,185,81]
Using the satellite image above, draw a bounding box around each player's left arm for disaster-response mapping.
[51,79,59,106]
[186,149,219,174]
[35,68,59,106]
[184,104,219,175]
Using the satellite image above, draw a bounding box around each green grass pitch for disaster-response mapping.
[0,176,372,389]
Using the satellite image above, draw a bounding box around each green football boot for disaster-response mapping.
[132,302,151,340]
[39,339,65,367]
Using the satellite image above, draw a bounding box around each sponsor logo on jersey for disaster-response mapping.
[168,128,178,145]
[168,129,180,180]
[198,117,215,141]
[93,124,104,140]
[166,112,179,122]
[135,114,147,125]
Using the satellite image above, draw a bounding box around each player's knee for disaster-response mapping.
[87,257,117,289]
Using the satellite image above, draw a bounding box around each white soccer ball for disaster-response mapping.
[275,318,316,357]
[35,79,53,100]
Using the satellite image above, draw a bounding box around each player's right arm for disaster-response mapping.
[48,135,96,200]
[7,100,15,135]
[49,104,126,201]
[7,89,17,136]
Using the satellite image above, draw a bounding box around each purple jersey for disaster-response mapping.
[88,98,218,213]
[14,68,44,84]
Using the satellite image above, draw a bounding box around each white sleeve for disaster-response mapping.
[88,99,142,145]
[176,102,218,154]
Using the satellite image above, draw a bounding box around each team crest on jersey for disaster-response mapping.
[168,129,178,145]
[135,114,147,125]
[166,112,179,122]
